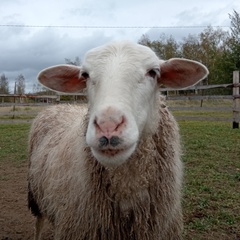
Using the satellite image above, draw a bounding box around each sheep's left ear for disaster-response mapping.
[38,64,86,93]
[158,58,209,89]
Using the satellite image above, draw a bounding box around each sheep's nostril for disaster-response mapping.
[110,136,122,147]
[99,136,122,148]
[99,136,109,147]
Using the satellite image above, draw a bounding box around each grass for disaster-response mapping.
[0,106,45,120]
[167,99,232,107]
[173,110,233,119]
[180,121,240,239]
[168,99,234,120]
[0,119,239,239]
[0,124,30,164]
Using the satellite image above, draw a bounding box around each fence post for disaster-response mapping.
[12,82,17,119]
[233,71,239,129]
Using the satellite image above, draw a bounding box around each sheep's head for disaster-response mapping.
[38,41,208,167]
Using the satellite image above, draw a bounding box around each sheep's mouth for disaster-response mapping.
[99,148,124,157]
[91,144,137,167]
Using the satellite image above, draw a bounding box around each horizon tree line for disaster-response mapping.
[1,10,239,95]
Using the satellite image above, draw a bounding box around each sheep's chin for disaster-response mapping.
[91,144,136,168]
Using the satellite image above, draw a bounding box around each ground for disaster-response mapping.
[0,114,239,239]
[0,161,53,240]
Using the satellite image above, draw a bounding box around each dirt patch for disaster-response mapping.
[0,161,53,240]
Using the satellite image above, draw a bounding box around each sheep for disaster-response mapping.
[28,41,209,240]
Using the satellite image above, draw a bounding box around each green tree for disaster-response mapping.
[181,27,230,85]
[138,22,238,95]
[181,34,202,60]
[200,27,230,85]
[139,33,180,59]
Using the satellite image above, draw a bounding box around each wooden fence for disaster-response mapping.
[161,71,239,128]
[0,71,239,128]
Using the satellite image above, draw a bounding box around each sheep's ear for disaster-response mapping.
[38,64,86,93]
[158,58,209,89]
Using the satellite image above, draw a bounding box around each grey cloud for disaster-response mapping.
[0,0,238,93]
[0,27,111,92]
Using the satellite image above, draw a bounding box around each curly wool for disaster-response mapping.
[28,98,183,240]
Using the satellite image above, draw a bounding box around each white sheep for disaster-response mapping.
[28,41,208,240]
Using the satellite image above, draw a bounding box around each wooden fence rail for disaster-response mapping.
[0,71,239,127]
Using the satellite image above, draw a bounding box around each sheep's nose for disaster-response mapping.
[94,111,126,145]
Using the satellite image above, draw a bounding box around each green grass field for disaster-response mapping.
[180,121,240,239]
[0,120,239,239]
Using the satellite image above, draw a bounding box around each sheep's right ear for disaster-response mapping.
[38,64,86,93]
[158,58,209,89]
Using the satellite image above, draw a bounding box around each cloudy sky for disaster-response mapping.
[0,0,239,93]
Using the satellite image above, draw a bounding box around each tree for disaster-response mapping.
[181,34,202,60]
[181,26,230,84]
[32,83,43,93]
[229,10,240,70]
[229,10,240,42]
[65,56,81,66]
[0,74,10,94]
[139,33,180,59]
[200,26,230,85]
[15,74,26,94]
[138,34,153,48]
[138,21,239,95]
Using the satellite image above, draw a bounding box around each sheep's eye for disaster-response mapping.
[147,69,159,79]
[81,72,89,79]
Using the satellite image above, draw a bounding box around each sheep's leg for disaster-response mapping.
[34,216,45,240]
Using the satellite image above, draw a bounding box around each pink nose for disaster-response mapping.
[94,115,125,139]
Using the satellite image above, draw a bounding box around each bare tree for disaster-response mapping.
[15,74,26,94]
[65,56,81,66]
[229,9,240,69]
[0,74,10,94]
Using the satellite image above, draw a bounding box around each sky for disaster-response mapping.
[0,0,239,93]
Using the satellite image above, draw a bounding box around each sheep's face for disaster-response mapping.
[83,43,161,167]
[37,41,208,168]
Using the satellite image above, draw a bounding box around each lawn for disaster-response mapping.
[0,124,29,164]
[0,121,239,239]
[180,121,240,239]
